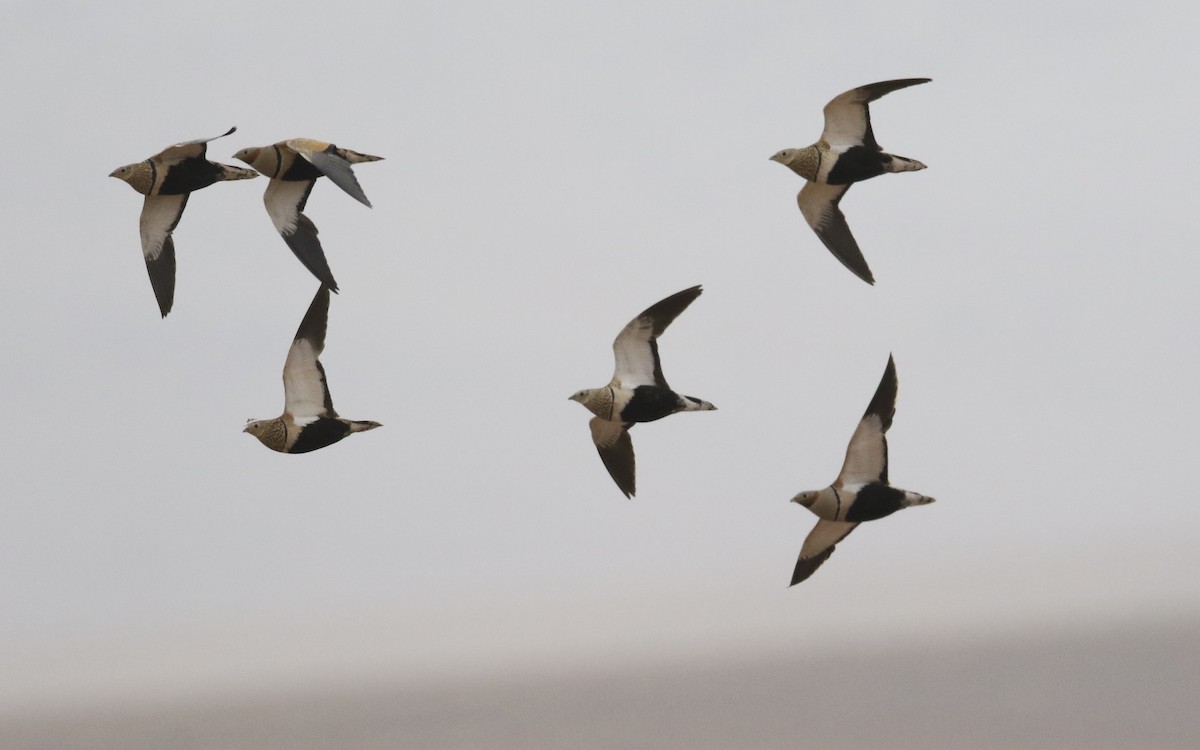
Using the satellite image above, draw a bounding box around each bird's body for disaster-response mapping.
[789,355,934,585]
[247,414,380,454]
[570,285,715,498]
[243,286,381,454]
[770,78,930,285]
[110,127,258,317]
[234,139,383,292]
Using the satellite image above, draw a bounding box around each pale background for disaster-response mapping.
[2,0,1197,746]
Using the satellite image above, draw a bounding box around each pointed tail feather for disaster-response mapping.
[680,395,716,411]
[902,491,935,507]
[340,148,384,164]
[886,154,926,173]
[218,164,260,181]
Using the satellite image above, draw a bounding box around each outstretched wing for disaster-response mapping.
[791,519,859,585]
[836,355,897,486]
[797,182,873,285]
[155,126,238,166]
[821,79,929,151]
[589,418,636,498]
[287,138,374,207]
[283,286,336,422]
[138,193,188,317]
[611,285,702,388]
[263,178,339,291]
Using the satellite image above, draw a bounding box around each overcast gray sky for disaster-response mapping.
[2,0,1198,714]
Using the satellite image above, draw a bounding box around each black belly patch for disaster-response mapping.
[281,159,323,181]
[289,417,350,453]
[845,483,905,522]
[826,146,889,185]
[620,386,682,423]
[159,159,223,195]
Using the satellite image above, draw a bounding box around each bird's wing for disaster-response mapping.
[263,179,339,291]
[791,520,858,585]
[797,182,874,285]
[286,138,373,207]
[821,79,929,151]
[589,418,636,498]
[283,286,335,422]
[155,126,238,165]
[837,355,898,486]
[138,193,188,317]
[611,285,702,388]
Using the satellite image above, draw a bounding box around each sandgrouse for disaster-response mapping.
[789,355,934,585]
[109,126,258,316]
[233,139,383,292]
[569,285,715,498]
[770,78,930,285]
[243,286,381,454]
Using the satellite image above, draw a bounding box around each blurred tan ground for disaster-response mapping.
[3,619,1196,750]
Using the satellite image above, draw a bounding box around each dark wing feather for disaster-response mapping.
[837,355,897,486]
[791,520,858,585]
[797,182,874,285]
[589,418,636,498]
[822,79,929,151]
[283,286,335,420]
[264,179,339,291]
[612,285,703,388]
[138,193,188,317]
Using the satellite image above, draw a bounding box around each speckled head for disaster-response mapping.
[109,160,154,194]
[569,387,614,420]
[243,417,288,452]
[769,145,820,181]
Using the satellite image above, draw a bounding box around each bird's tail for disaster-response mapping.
[679,395,716,412]
[885,154,927,173]
[347,420,383,433]
[902,491,935,507]
[218,164,260,181]
[339,149,384,164]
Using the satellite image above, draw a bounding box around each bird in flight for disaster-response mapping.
[789,355,934,585]
[770,78,930,285]
[244,286,381,454]
[569,285,715,498]
[233,138,383,292]
[110,126,258,317]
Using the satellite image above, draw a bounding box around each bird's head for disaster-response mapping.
[109,160,153,194]
[243,419,266,437]
[232,146,261,167]
[769,148,796,165]
[568,387,613,419]
[769,146,819,180]
[791,490,819,508]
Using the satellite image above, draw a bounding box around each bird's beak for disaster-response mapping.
[107,169,119,178]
